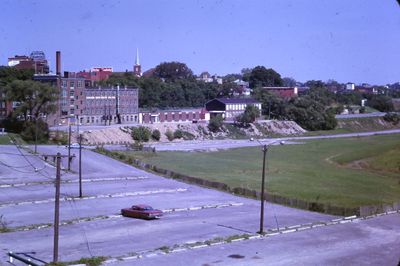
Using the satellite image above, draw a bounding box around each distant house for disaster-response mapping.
[197,72,223,84]
[346,83,355,91]
[205,98,262,120]
[233,79,252,96]
[355,86,379,95]
[262,87,298,99]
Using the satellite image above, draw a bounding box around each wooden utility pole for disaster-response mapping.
[68,125,71,171]
[53,153,61,263]
[259,145,267,234]
[79,134,83,198]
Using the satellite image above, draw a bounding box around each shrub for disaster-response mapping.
[182,131,195,140]
[383,112,400,125]
[165,129,174,141]
[208,115,223,132]
[173,129,183,139]
[235,105,260,127]
[151,129,161,141]
[20,119,49,142]
[131,126,151,142]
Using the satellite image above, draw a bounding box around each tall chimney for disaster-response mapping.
[56,51,61,76]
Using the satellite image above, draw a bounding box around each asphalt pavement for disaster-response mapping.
[0,143,399,265]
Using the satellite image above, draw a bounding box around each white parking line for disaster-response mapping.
[0,188,188,208]
[0,176,149,188]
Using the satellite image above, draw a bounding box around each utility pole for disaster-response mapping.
[78,133,82,198]
[116,85,121,124]
[39,152,74,263]
[68,124,71,171]
[34,116,38,154]
[53,153,61,263]
[259,144,267,234]
[104,105,107,126]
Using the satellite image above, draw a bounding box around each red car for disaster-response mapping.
[121,204,163,220]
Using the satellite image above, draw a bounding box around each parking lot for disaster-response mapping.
[0,144,399,265]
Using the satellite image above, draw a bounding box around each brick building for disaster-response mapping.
[140,108,208,124]
[262,87,298,99]
[8,51,49,74]
[77,67,113,87]
[82,86,139,125]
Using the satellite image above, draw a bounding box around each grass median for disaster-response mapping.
[121,134,400,209]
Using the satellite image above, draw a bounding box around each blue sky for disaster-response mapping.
[1,0,399,84]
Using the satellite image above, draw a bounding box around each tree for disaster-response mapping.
[285,97,337,130]
[20,118,49,142]
[282,77,297,87]
[5,80,58,121]
[153,62,194,82]
[248,66,283,88]
[241,68,252,81]
[0,67,34,87]
[235,105,260,127]
[366,95,394,112]
[304,80,325,89]
[253,88,287,119]
[208,115,224,132]
[100,72,140,87]
[223,73,242,83]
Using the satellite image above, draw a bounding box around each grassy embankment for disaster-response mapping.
[303,116,400,136]
[0,134,11,144]
[122,134,400,208]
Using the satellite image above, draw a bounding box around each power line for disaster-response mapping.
[66,198,93,257]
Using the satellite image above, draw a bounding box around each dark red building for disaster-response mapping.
[262,87,298,99]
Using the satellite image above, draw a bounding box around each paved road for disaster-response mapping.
[335,112,386,119]
[145,129,400,151]
[0,145,337,264]
[114,213,400,266]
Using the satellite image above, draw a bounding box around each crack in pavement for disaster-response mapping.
[4,202,244,232]
[0,188,188,208]
[0,176,149,188]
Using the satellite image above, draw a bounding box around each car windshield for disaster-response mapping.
[142,206,153,211]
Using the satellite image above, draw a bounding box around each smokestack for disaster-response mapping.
[56,51,61,76]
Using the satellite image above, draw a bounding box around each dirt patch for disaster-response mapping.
[74,120,306,145]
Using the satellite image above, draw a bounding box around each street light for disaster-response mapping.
[257,139,285,234]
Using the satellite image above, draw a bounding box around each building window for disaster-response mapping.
[70,81,75,88]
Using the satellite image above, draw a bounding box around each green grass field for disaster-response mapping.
[0,135,11,145]
[127,134,400,208]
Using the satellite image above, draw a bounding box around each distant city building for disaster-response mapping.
[133,48,142,77]
[8,55,31,67]
[8,51,49,74]
[77,67,113,86]
[205,98,262,120]
[82,86,139,125]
